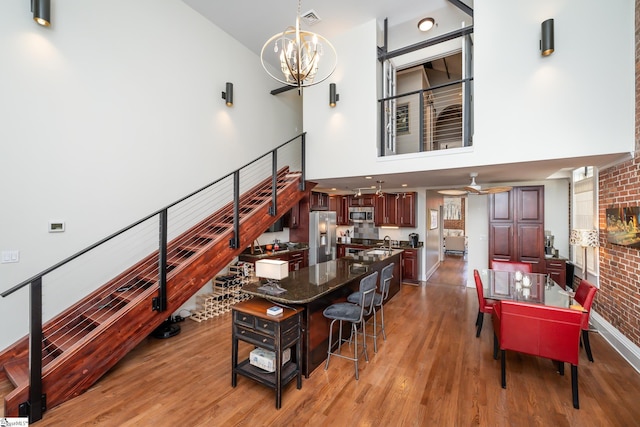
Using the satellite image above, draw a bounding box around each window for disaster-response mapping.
[572,166,598,277]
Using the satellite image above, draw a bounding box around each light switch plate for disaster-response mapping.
[1,250,19,263]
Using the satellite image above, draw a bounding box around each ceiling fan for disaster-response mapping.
[439,173,512,196]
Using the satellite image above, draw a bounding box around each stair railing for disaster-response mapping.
[1,132,306,423]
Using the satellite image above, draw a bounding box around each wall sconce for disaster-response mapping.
[540,18,554,56]
[329,83,339,107]
[417,17,435,32]
[221,82,233,106]
[31,0,51,27]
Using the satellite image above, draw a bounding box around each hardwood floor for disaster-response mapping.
[3,255,640,426]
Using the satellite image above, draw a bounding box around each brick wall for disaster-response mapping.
[593,0,640,347]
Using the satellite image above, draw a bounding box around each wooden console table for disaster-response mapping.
[231,298,302,409]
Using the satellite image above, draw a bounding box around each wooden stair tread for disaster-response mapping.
[4,359,28,387]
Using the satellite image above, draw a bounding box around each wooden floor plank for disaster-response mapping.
[3,255,640,426]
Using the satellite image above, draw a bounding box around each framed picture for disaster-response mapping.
[396,103,409,134]
[429,209,438,230]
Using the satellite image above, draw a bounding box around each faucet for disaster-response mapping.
[383,235,392,254]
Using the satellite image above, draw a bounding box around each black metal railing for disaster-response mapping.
[1,132,306,423]
[379,77,474,156]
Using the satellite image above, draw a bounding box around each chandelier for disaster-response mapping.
[260,0,337,91]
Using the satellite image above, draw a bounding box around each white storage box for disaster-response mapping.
[249,347,291,372]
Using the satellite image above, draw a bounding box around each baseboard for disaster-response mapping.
[591,310,640,374]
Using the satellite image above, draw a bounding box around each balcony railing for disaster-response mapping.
[379,77,473,156]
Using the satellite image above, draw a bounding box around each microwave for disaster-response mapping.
[348,207,374,223]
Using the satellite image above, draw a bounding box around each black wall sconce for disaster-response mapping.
[221,82,233,106]
[329,83,339,107]
[31,0,51,27]
[540,18,554,56]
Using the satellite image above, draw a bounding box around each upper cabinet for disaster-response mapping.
[329,195,349,225]
[397,192,416,227]
[374,192,416,227]
[309,191,329,211]
[349,194,375,207]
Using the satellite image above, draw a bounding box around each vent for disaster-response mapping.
[301,9,321,26]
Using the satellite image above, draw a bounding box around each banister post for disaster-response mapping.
[230,170,240,249]
[22,277,45,422]
[270,148,277,216]
[153,209,168,312]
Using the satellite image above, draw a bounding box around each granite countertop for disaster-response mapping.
[239,243,309,260]
[338,238,423,249]
[241,251,402,304]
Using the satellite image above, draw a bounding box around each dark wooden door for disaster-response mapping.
[489,186,545,272]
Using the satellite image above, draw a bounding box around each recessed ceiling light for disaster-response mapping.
[418,17,435,32]
[331,188,337,191]
[402,184,408,187]
[370,185,376,189]
[365,176,372,179]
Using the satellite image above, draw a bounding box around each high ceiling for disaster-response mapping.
[181,0,629,194]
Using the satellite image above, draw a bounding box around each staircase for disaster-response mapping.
[0,163,309,419]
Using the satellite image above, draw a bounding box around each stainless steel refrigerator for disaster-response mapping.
[308,211,337,266]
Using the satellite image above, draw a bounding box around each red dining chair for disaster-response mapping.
[490,260,533,273]
[473,269,496,337]
[492,300,583,409]
[574,280,598,362]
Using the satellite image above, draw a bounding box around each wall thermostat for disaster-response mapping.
[48,221,65,233]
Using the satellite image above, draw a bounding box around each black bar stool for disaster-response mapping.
[323,271,378,380]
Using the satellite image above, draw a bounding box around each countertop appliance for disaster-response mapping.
[309,211,337,266]
[409,233,419,248]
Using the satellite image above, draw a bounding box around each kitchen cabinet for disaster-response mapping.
[397,192,417,227]
[337,244,346,258]
[329,195,349,225]
[374,193,398,226]
[310,191,328,211]
[489,186,545,273]
[402,248,419,283]
[288,201,300,229]
[349,194,375,207]
[545,258,567,288]
[239,250,308,273]
[288,250,308,272]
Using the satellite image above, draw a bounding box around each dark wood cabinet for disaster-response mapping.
[373,192,415,227]
[402,248,419,283]
[349,194,375,207]
[288,250,308,272]
[397,192,416,227]
[310,191,328,211]
[288,201,300,229]
[337,244,346,258]
[489,186,545,273]
[374,193,398,226]
[546,258,567,288]
[329,195,349,225]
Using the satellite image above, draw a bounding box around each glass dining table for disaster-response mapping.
[480,269,579,309]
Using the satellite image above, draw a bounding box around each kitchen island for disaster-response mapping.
[240,250,402,377]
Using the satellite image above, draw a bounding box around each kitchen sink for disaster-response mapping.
[366,248,402,256]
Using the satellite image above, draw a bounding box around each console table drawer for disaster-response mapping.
[236,326,275,349]
[234,311,256,328]
[255,319,276,335]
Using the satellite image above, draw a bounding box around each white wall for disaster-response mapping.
[0,1,301,349]
[303,1,634,183]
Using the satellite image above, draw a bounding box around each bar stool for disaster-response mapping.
[323,271,378,380]
[347,263,394,353]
